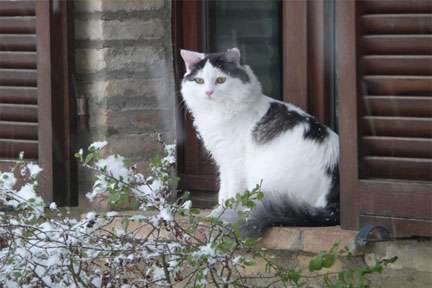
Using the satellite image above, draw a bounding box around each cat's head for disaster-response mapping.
[180,48,261,112]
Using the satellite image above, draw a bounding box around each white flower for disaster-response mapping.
[0,172,16,190]
[152,266,165,282]
[159,207,172,222]
[25,162,43,177]
[16,184,37,201]
[95,155,130,182]
[49,202,58,210]
[86,211,97,221]
[89,141,108,151]
[193,243,217,263]
[106,211,118,218]
[182,200,192,210]
[163,144,176,165]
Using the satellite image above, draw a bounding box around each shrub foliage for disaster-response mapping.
[0,141,396,287]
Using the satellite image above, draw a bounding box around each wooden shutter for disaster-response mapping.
[0,0,76,205]
[0,1,38,163]
[337,0,432,236]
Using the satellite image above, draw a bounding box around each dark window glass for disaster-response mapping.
[205,0,282,100]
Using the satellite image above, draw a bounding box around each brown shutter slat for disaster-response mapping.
[363,136,432,158]
[364,156,432,181]
[0,121,37,140]
[0,103,37,122]
[0,139,37,159]
[363,35,432,55]
[363,14,432,34]
[362,0,432,14]
[364,76,432,95]
[0,1,35,16]
[363,56,432,75]
[0,86,36,104]
[0,34,36,51]
[0,51,36,69]
[364,96,432,117]
[0,69,37,86]
[363,116,432,138]
[0,16,35,34]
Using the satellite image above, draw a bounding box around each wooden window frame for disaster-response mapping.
[36,0,77,206]
[336,1,432,236]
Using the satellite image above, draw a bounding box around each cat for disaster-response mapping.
[180,48,340,237]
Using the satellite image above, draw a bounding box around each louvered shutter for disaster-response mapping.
[337,0,432,236]
[0,0,76,205]
[0,1,37,164]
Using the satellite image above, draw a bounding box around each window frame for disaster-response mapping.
[36,0,77,205]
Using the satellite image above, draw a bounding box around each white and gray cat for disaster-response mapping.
[180,48,339,237]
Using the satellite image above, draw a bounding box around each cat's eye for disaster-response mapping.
[215,77,226,84]
[194,78,204,84]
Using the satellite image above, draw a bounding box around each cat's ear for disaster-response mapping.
[180,49,204,73]
[225,48,241,64]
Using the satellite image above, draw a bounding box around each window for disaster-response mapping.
[174,0,432,236]
[205,0,283,100]
[174,0,335,207]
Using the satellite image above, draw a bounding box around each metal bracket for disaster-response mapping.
[355,224,391,247]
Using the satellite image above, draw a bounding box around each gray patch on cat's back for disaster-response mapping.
[252,102,306,144]
[303,117,329,143]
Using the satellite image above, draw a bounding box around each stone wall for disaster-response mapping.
[73,0,176,208]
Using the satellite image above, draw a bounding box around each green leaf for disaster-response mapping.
[309,256,323,272]
[287,269,301,284]
[84,153,94,164]
[322,253,337,268]
[338,270,353,284]
[244,238,256,248]
[190,208,200,215]
[121,217,129,231]
[243,259,256,266]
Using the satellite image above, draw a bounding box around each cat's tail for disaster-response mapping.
[231,198,340,238]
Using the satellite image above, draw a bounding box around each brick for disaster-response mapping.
[302,226,357,254]
[373,241,432,273]
[75,48,106,73]
[75,46,166,73]
[75,18,164,41]
[75,0,164,12]
[106,109,163,135]
[77,79,170,107]
[103,46,165,71]
[74,0,103,13]
[76,81,108,102]
[258,227,302,250]
[107,133,162,159]
[105,79,165,97]
[75,19,103,40]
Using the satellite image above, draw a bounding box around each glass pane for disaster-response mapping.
[205,0,283,100]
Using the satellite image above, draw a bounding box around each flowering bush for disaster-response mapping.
[0,141,396,287]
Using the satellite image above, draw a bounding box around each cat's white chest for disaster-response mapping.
[194,112,251,165]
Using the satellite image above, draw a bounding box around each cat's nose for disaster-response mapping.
[205,90,214,97]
